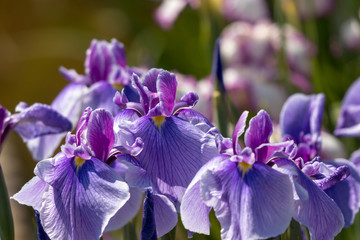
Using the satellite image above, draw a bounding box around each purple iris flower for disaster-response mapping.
[113,68,220,207]
[181,110,295,239]
[12,108,131,240]
[28,39,141,161]
[0,102,71,147]
[277,93,360,237]
[335,77,360,137]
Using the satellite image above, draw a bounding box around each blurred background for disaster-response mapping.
[1,0,360,239]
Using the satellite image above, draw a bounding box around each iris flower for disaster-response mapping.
[12,108,130,240]
[114,68,220,207]
[276,93,360,238]
[181,110,295,239]
[28,39,140,160]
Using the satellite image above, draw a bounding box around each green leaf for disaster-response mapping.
[0,165,14,240]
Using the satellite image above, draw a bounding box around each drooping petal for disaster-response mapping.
[86,109,115,161]
[105,187,143,232]
[325,159,360,227]
[255,140,295,164]
[244,110,273,151]
[35,156,130,240]
[204,159,294,239]
[118,114,219,205]
[175,109,220,135]
[180,155,228,235]
[153,193,178,237]
[13,103,72,141]
[35,210,51,240]
[26,83,87,160]
[274,158,344,239]
[11,176,48,211]
[232,111,249,155]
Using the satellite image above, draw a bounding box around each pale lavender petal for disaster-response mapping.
[83,82,120,116]
[173,92,199,112]
[350,149,360,168]
[87,109,115,161]
[232,111,249,155]
[205,159,294,239]
[36,156,130,240]
[175,109,220,135]
[105,187,143,231]
[13,103,72,141]
[153,193,178,237]
[59,66,89,84]
[180,155,228,235]
[244,110,273,151]
[274,158,344,239]
[154,0,187,30]
[109,39,127,68]
[11,176,48,211]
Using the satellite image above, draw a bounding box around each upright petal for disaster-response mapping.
[156,71,177,117]
[232,111,248,155]
[87,109,115,161]
[244,110,273,151]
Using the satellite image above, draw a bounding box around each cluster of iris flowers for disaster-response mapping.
[1,38,360,240]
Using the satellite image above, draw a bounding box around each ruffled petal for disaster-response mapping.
[86,109,115,161]
[274,158,344,239]
[244,110,273,151]
[35,156,130,240]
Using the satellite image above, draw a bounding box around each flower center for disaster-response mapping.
[112,83,123,91]
[74,156,86,173]
[238,162,252,178]
[152,115,166,132]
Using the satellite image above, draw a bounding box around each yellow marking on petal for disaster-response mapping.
[74,157,86,174]
[152,115,166,132]
[112,83,124,91]
[238,162,252,178]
